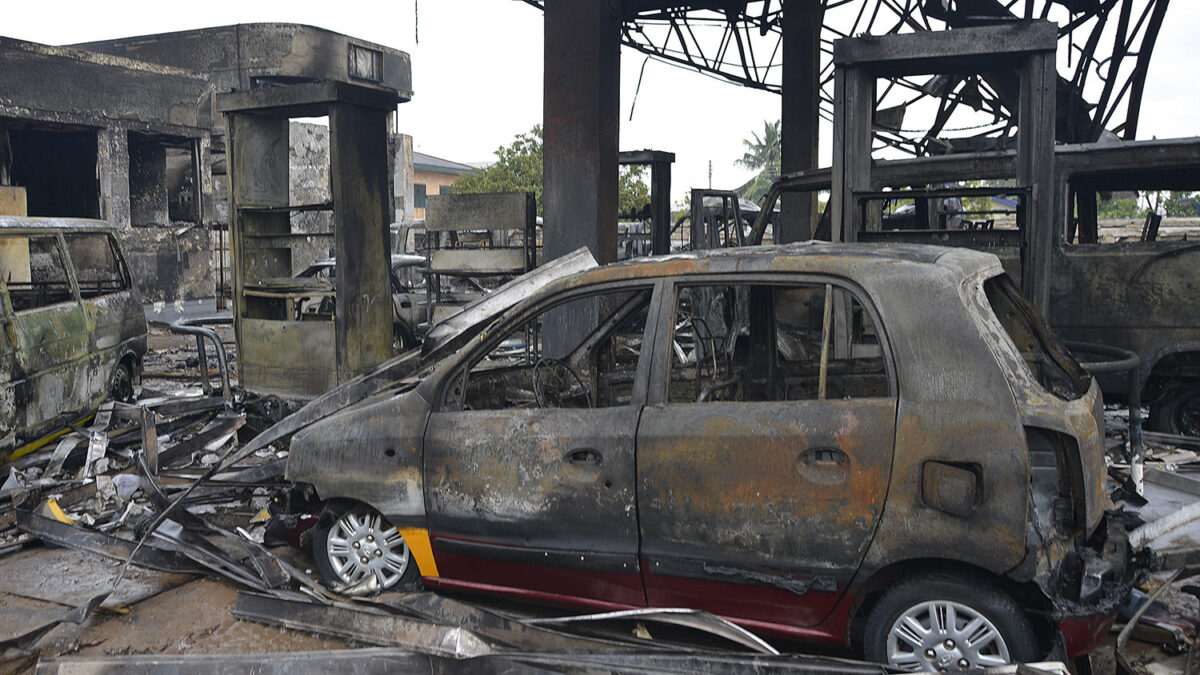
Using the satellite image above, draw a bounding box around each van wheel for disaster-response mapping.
[312,504,420,593]
[111,361,135,403]
[1149,384,1200,437]
[863,573,1036,671]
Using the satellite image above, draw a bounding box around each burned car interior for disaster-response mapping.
[446,277,892,413]
[667,282,890,404]
[4,234,77,311]
[452,286,653,410]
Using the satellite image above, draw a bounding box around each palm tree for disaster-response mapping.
[736,120,781,203]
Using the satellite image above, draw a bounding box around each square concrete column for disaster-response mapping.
[780,0,823,243]
[97,127,131,228]
[543,0,622,265]
[330,102,393,381]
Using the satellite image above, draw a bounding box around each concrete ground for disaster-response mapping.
[0,547,346,675]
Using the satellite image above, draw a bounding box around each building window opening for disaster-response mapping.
[3,123,99,219]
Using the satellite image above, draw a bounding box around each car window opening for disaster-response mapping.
[984,274,1091,401]
[2,234,75,311]
[63,233,129,299]
[667,282,890,404]
[453,287,654,411]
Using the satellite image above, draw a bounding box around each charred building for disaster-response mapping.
[0,24,412,302]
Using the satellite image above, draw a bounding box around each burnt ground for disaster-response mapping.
[1,323,1197,673]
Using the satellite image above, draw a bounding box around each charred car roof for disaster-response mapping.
[544,242,999,291]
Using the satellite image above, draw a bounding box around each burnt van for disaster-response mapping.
[0,217,147,454]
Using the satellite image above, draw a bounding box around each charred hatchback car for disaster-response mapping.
[285,243,1132,669]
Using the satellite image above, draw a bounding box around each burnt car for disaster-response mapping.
[294,254,488,353]
[284,243,1132,669]
[0,217,147,454]
[293,254,428,352]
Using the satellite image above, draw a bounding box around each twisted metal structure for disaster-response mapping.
[520,0,1171,154]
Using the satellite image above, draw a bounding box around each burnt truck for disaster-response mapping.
[751,137,1200,436]
[0,217,147,455]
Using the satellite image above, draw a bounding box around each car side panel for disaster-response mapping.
[423,406,644,606]
[637,398,896,627]
[287,388,431,525]
[856,268,1029,576]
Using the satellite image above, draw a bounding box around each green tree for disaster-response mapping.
[453,125,544,209]
[1164,191,1200,218]
[453,125,650,217]
[618,166,650,218]
[735,119,781,203]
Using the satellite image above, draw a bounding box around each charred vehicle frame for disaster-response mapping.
[0,216,147,455]
[279,243,1137,669]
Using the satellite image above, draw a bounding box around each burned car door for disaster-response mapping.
[0,232,89,438]
[637,277,896,630]
[423,282,659,606]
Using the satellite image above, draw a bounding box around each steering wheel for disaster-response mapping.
[532,358,593,409]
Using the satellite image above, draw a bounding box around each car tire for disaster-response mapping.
[111,360,135,403]
[312,503,421,593]
[863,572,1038,671]
[1148,384,1200,437]
[392,324,416,354]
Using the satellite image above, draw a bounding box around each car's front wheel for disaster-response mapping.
[312,504,420,592]
[863,572,1037,671]
[111,360,135,403]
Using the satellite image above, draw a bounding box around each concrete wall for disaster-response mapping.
[392,133,414,223]
[414,169,460,219]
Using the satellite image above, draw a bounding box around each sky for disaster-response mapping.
[4,0,1198,205]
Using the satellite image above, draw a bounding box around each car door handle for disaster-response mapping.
[801,447,847,466]
[567,449,602,465]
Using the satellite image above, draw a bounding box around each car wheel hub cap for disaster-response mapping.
[325,511,409,588]
[886,600,1010,672]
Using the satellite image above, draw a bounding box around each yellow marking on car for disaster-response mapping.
[397,527,439,577]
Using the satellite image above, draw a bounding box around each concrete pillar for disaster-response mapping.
[832,66,873,243]
[780,0,823,243]
[330,102,393,381]
[543,0,621,265]
[393,133,414,223]
[650,159,672,254]
[97,127,131,228]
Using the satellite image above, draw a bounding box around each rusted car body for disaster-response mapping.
[0,217,146,453]
[285,243,1131,666]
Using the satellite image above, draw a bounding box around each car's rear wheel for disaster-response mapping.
[312,504,420,592]
[863,573,1037,671]
[1149,383,1200,437]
